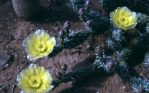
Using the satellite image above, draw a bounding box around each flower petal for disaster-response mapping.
[17,64,53,93]
[110,6,137,30]
[23,29,56,61]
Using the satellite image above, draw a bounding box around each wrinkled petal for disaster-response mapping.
[110,6,137,30]
[23,29,56,61]
[17,64,53,93]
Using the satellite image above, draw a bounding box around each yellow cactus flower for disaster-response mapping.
[23,30,56,61]
[110,7,137,30]
[17,64,54,93]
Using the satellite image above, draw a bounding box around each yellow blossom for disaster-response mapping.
[110,7,137,30]
[23,30,56,61]
[17,64,54,93]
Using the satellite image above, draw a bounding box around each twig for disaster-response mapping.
[11,84,16,93]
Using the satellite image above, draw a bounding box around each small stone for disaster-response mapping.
[14,54,17,57]
[0,54,10,66]
[96,91,100,93]
[20,90,24,93]
[122,86,125,89]
[4,64,9,68]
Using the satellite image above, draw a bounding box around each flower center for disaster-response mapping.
[29,76,42,88]
[117,16,129,26]
[36,42,47,53]
[121,17,126,22]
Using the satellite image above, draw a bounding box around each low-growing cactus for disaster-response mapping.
[14,0,149,93]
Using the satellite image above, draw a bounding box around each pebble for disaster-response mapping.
[0,54,10,66]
